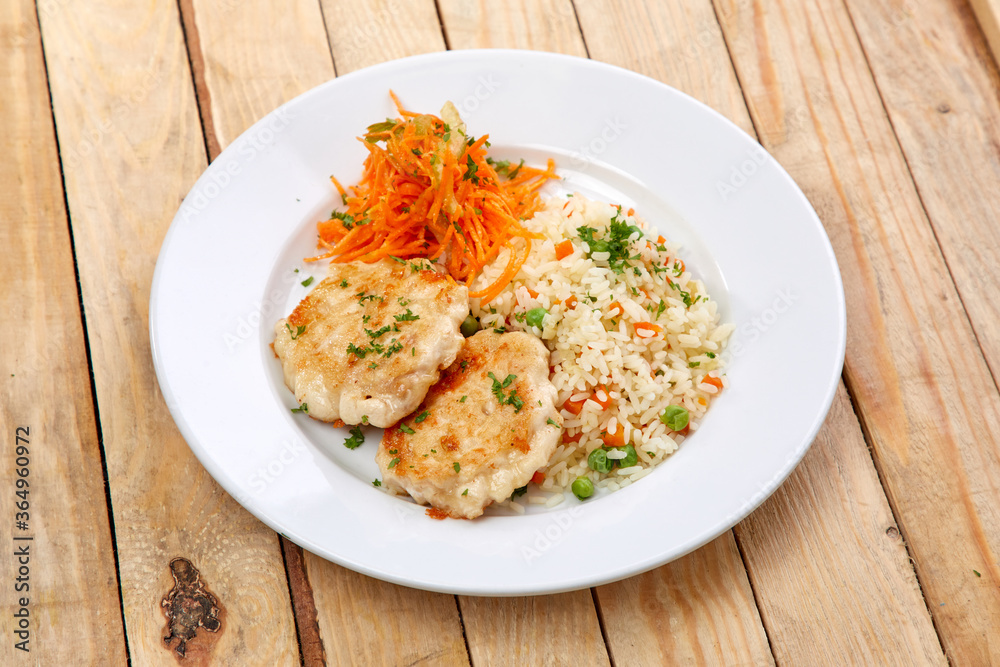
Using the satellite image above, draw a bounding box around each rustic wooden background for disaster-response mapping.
[3,0,1000,664]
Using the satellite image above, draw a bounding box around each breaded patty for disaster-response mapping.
[377,331,563,519]
[273,259,468,428]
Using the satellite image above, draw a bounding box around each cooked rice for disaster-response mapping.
[470,194,733,501]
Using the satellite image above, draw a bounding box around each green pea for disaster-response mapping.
[659,404,689,431]
[571,477,594,500]
[460,314,479,337]
[617,444,638,468]
[525,307,548,329]
[587,447,613,474]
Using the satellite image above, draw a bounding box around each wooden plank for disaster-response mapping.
[180,1,469,663]
[594,535,772,666]
[321,0,446,73]
[738,387,945,663]
[459,593,610,666]
[573,0,948,662]
[428,4,619,664]
[712,0,1000,661]
[437,0,587,56]
[970,0,1000,69]
[307,562,468,665]
[0,1,126,663]
[35,1,299,664]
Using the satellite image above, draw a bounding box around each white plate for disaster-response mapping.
[150,50,845,595]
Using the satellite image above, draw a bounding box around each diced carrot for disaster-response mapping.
[607,301,624,318]
[531,470,546,485]
[702,375,724,391]
[656,235,666,244]
[627,207,635,217]
[555,239,574,260]
[592,384,612,410]
[563,396,587,415]
[562,431,582,444]
[564,295,577,310]
[634,322,663,338]
[525,287,539,299]
[602,422,627,447]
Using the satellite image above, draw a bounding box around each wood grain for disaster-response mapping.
[35,0,299,663]
[738,387,944,663]
[437,0,588,56]
[969,0,1000,68]
[308,564,469,666]
[573,0,947,663]
[0,1,126,663]
[320,0,446,73]
[180,1,474,663]
[459,592,610,666]
[714,0,1000,661]
[594,535,772,667]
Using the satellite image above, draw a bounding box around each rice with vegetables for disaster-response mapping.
[470,194,733,507]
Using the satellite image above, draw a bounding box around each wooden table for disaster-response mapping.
[4,0,1000,663]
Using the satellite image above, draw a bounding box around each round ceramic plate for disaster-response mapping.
[150,50,845,595]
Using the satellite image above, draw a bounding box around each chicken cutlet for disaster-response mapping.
[273,258,468,428]
[377,330,563,519]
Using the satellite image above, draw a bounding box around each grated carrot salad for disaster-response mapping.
[306,94,558,304]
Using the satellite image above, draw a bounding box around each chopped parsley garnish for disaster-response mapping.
[655,300,666,319]
[462,489,468,496]
[372,479,381,487]
[382,340,404,357]
[415,410,430,423]
[291,403,308,413]
[493,326,507,334]
[390,255,406,264]
[463,154,479,184]
[388,457,399,468]
[366,324,392,339]
[488,372,524,412]
[344,426,364,449]
[459,396,467,403]
[453,462,461,473]
[340,279,348,288]
[286,323,306,340]
[575,207,643,274]
[394,308,420,322]
[460,360,469,372]
[397,297,411,306]
[399,424,415,435]
[688,361,700,368]
[356,291,384,304]
[362,415,369,425]
[368,362,379,369]
[546,418,559,427]
[706,351,716,359]
[654,369,665,376]
[300,276,314,287]
[346,343,368,359]
[511,485,528,498]
[412,347,416,356]
[331,210,358,229]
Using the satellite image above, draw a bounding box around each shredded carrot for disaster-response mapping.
[307,94,559,304]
